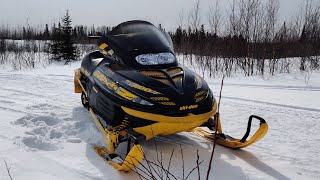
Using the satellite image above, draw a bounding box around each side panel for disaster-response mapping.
[87,76,124,126]
[96,91,124,126]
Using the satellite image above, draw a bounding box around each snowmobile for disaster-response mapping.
[74,20,268,171]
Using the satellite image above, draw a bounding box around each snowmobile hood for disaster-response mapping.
[97,20,177,69]
[92,62,215,116]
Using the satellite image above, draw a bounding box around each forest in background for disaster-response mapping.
[0,0,319,78]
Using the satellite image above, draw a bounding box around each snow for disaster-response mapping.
[0,61,319,179]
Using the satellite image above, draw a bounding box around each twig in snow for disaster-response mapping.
[206,76,224,180]
[3,158,13,180]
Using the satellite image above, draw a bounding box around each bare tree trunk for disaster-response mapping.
[207,0,223,36]
[190,0,201,32]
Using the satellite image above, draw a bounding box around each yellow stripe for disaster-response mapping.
[116,88,138,101]
[99,43,108,50]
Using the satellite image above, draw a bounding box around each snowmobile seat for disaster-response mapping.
[81,51,105,75]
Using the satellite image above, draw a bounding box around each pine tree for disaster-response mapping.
[200,24,206,40]
[50,23,62,60]
[44,24,50,40]
[175,26,183,46]
[60,10,77,62]
[22,27,26,40]
[49,10,77,62]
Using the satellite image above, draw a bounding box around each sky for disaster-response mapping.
[0,0,304,31]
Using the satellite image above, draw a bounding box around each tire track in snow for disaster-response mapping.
[0,104,52,117]
[0,105,31,115]
[0,95,36,103]
[210,83,320,91]
[0,87,48,98]
[0,100,14,104]
[216,95,320,113]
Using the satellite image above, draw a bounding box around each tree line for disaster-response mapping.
[0,0,319,78]
[170,0,320,77]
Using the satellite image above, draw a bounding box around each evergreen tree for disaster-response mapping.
[22,27,26,40]
[44,24,50,40]
[73,27,77,38]
[200,24,206,40]
[175,26,183,46]
[50,10,77,62]
[50,23,62,60]
[60,10,77,62]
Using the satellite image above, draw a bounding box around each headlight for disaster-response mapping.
[195,75,203,89]
[136,53,176,65]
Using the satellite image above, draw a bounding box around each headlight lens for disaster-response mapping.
[195,75,203,89]
[136,53,176,65]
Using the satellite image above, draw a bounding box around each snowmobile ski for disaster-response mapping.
[94,145,144,171]
[75,70,145,171]
[89,107,145,171]
[192,114,268,148]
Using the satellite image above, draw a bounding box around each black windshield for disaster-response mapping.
[98,21,176,69]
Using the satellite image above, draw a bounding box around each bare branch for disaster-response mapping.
[207,0,223,35]
[189,0,201,32]
[3,158,13,180]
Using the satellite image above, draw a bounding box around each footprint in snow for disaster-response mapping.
[12,115,72,151]
[21,136,59,151]
[14,115,62,127]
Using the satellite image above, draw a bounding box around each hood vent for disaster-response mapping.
[140,67,183,86]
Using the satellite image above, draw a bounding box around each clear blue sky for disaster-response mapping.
[0,0,303,30]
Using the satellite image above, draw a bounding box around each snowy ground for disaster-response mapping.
[0,61,319,180]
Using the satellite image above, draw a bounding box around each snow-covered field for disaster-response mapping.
[0,61,319,179]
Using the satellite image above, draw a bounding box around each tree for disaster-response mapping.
[175,26,183,46]
[22,27,27,40]
[60,10,77,62]
[189,0,201,32]
[200,24,206,40]
[50,23,62,60]
[50,10,77,62]
[207,0,223,36]
[43,24,50,40]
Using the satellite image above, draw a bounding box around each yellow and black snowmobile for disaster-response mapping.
[74,20,268,171]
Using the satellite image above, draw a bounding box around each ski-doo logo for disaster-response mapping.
[179,105,198,110]
[94,71,118,91]
[125,80,160,94]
